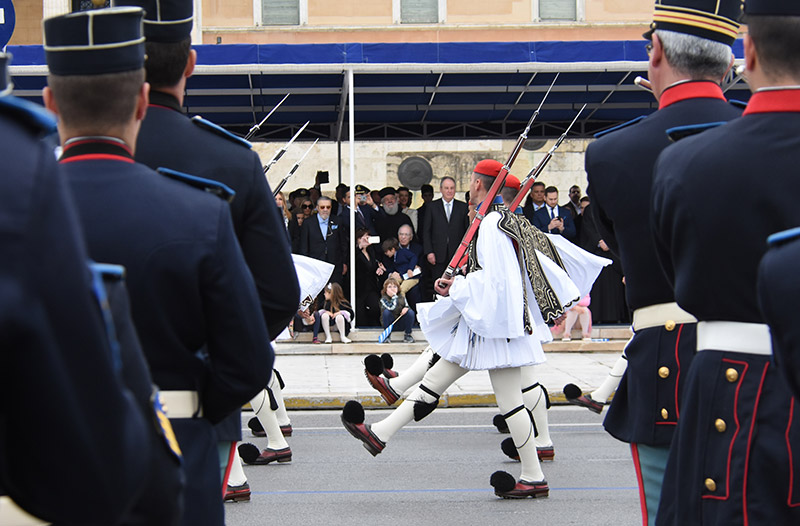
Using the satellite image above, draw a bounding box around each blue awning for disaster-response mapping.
[6,40,750,141]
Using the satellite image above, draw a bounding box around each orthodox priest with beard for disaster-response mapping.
[342,160,589,498]
[374,186,414,242]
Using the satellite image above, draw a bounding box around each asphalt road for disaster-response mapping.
[226,406,640,526]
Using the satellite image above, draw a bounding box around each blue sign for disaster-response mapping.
[0,0,16,50]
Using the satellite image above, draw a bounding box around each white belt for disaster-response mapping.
[0,496,50,526]
[696,321,772,356]
[160,390,202,419]
[632,302,697,331]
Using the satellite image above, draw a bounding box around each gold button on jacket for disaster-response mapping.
[726,368,739,382]
[665,320,676,331]
[715,418,727,433]
[658,366,670,379]
[661,408,669,420]
[705,478,717,492]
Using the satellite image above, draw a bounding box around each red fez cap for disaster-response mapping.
[504,174,521,191]
[474,159,503,177]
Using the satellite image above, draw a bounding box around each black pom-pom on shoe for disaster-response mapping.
[238,442,260,464]
[381,353,394,370]
[490,471,517,493]
[492,414,510,434]
[364,354,384,376]
[342,400,365,424]
[501,438,520,460]
[563,383,582,399]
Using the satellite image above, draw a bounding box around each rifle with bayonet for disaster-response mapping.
[244,93,289,141]
[272,139,319,197]
[263,121,309,176]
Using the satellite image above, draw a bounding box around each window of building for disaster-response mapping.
[536,0,582,21]
[397,0,443,24]
[72,0,110,11]
[262,0,300,25]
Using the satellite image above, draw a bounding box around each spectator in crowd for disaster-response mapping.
[397,186,418,233]
[416,183,434,244]
[370,189,382,211]
[532,186,577,241]
[354,228,386,327]
[379,278,416,343]
[300,198,314,219]
[289,209,304,253]
[300,196,347,285]
[579,200,629,324]
[423,177,469,298]
[275,191,291,240]
[313,283,353,344]
[354,184,378,235]
[382,237,422,309]
[552,294,593,341]
[374,186,414,242]
[522,181,547,223]
[291,300,317,339]
[562,184,583,238]
[333,182,348,215]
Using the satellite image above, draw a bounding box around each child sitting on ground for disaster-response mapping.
[382,237,421,305]
[312,283,353,344]
[379,278,416,343]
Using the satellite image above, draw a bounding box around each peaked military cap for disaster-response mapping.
[43,7,145,76]
[113,0,194,42]
[355,184,370,194]
[744,0,800,16]
[644,0,742,46]
[0,53,11,96]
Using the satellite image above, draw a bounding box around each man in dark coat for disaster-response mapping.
[301,196,348,286]
[0,51,155,526]
[531,186,577,241]
[116,0,299,501]
[422,177,469,287]
[585,0,743,523]
[650,2,800,524]
[374,186,414,242]
[42,8,273,526]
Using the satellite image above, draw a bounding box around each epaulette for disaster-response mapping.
[157,167,236,203]
[665,121,726,142]
[89,262,127,281]
[0,96,58,135]
[191,116,252,149]
[767,226,800,247]
[593,115,647,139]
[729,99,748,109]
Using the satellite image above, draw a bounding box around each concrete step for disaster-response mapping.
[275,324,630,355]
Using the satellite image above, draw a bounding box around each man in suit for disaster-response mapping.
[42,8,273,525]
[301,196,347,285]
[422,176,469,287]
[415,183,434,244]
[532,186,577,241]
[0,51,155,526]
[585,2,744,522]
[353,184,377,235]
[651,2,800,524]
[117,0,299,502]
[562,185,582,219]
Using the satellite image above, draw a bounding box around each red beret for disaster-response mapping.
[474,159,503,177]
[504,174,520,191]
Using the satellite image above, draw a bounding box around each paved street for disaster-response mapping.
[226,406,639,526]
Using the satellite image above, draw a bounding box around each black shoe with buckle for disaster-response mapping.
[341,401,386,456]
[491,471,549,499]
[224,482,251,502]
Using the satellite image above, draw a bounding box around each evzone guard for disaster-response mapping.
[342,158,609,498]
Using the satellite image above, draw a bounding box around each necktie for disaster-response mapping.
[445,201,452,221]
[550,207,555,220]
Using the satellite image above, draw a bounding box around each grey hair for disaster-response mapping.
[655,29,732,80]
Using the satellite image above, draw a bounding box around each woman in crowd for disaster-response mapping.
[354,228,386,327]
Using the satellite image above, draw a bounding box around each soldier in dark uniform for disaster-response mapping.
[651,2,800,523]
[0,52,154,525]
[114,0,300,501]
[42,8,273,526]
[758,227,800,401]
[584,1,743,523]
